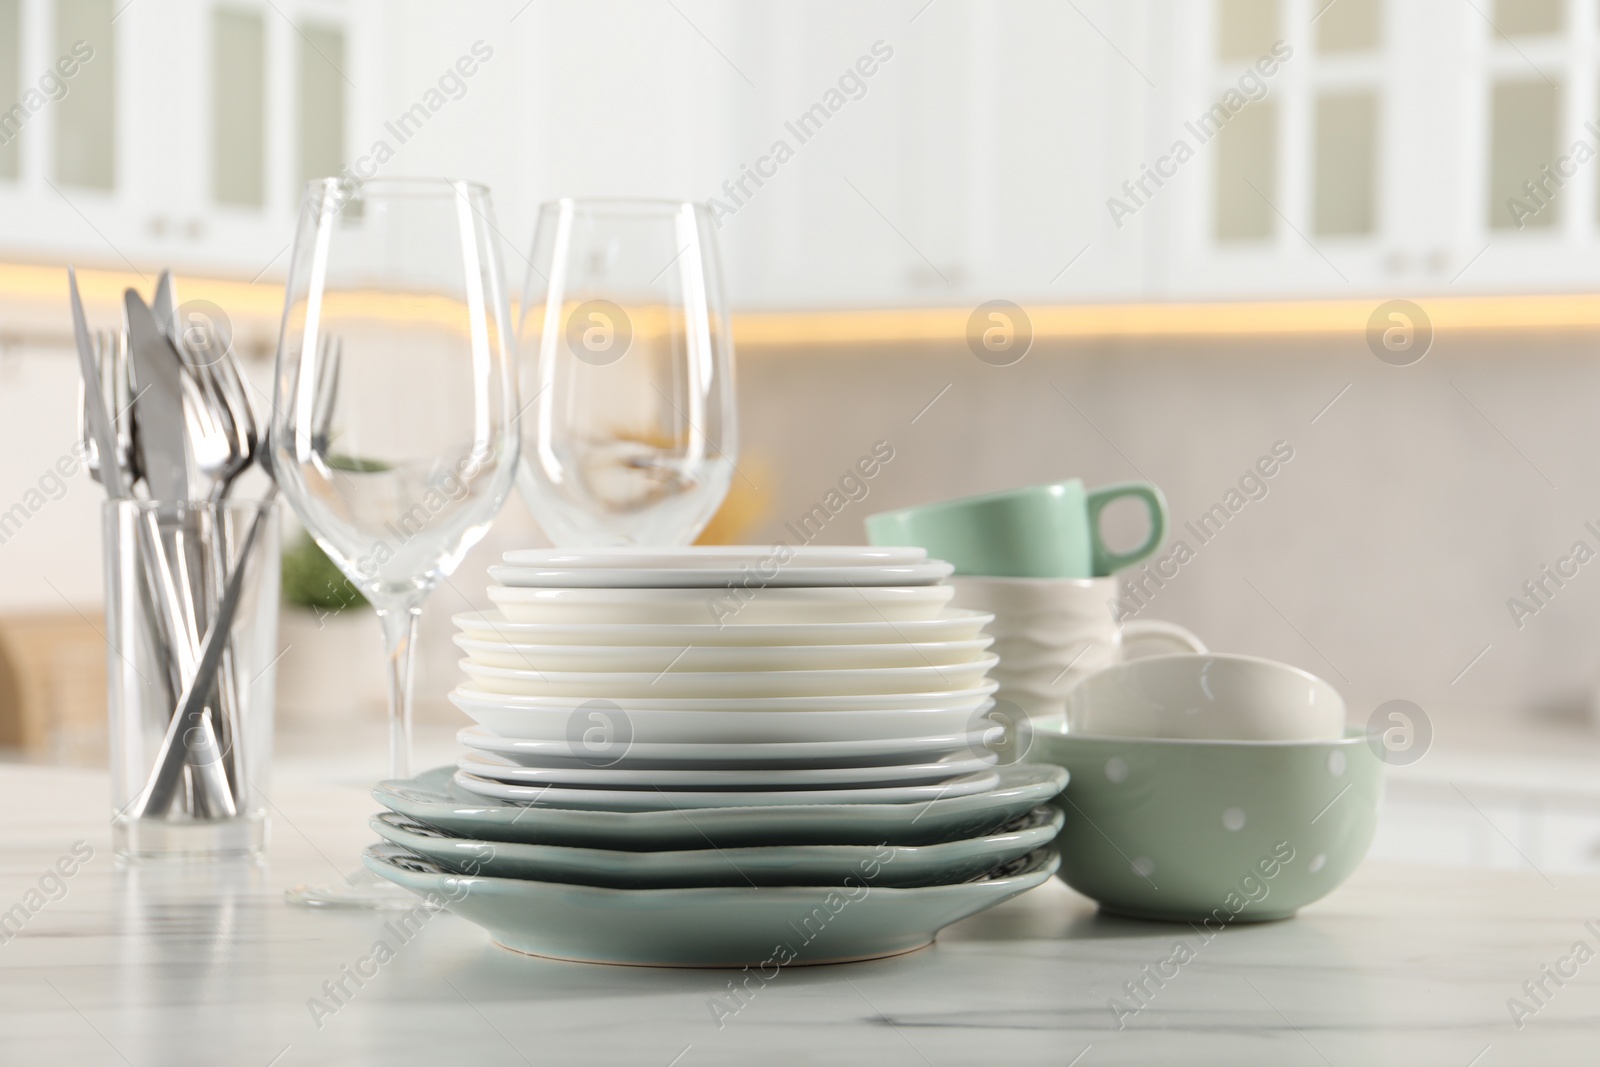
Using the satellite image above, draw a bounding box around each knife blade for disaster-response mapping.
[123,288,202,684]
[152,270,180,351]
[124,289,191,503]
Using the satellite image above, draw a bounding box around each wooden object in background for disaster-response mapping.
[695,453,772,546]
[0,612,108,765]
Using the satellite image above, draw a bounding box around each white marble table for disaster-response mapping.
[1,763,1596,1067]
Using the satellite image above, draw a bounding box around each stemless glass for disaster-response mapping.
[271,177,519,907]
[516,199,737,545]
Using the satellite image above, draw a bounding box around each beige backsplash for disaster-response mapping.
[3,326,1596,747]
[713,331,1600,740]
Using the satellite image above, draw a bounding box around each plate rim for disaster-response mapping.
[368,806,1063,870]
[448,681,999,712]
[486,561,955,589]
[452,607,995,632]
[456,653,1001,684]
[485,584,958,603]
[450,767,1004,808]
[501,545,931,567]
[364,838,1061,898]
[455,724,996,758]
[451,635,993,656]
[452,751,999,788]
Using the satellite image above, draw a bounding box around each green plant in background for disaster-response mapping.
[281,531,366,612]
[327,453,391,473]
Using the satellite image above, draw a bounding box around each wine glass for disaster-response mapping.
[516,198,737,545]
[270,177,519,907]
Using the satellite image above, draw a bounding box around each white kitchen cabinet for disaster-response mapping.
[3,0,1599,306]
[1152,0,1600,299]
[0,0,361,282]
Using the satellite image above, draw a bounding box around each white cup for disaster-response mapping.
[947,576,1205,729]
[1065,652,1347,741]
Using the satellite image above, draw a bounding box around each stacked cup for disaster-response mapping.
[869,482,1384,925]
[363,545,1069,966]
[867,479,1205,733]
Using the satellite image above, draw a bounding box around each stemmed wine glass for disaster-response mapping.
[271,178,519,907]
[516,199,737,545]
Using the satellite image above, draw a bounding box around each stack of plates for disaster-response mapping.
[365,546,1067,967]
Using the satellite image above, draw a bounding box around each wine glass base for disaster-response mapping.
[286,865,419,909]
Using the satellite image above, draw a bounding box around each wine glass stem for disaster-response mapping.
[377,606,421,780]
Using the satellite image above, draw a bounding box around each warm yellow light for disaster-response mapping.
[729,295,1600,346]
[14,262,289,322]
[12,261,1600,348]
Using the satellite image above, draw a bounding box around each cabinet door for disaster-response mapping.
[1156,0,1399,297]
[0,0,355,280]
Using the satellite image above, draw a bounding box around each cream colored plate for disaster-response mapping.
[487,584,955,625]
[451,609,995,646]
[457,655,998,699]
[488,561,953,588]
[453,635,993,672]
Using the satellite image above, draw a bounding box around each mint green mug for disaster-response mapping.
[864,479,1166,578]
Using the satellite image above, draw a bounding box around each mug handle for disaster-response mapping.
[1085,482,1168,576]
[1122,619,1207,658]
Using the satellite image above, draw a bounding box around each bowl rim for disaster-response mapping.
[1030,716,1375,748]
[1066,651,1339,693]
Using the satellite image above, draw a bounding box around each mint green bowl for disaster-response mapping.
[1029,721,1383,923]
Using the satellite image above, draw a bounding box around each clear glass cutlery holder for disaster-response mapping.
[105,500,279,860]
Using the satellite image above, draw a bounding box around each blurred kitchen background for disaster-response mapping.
[2,0,1599,871]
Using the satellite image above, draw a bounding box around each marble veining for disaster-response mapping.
[0,764,1595,1066]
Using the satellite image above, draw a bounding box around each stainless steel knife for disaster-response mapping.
[123,289,191,503]
[152,270,180,351]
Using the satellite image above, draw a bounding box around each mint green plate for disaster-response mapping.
[1029,723,1382,922]
[370,805,1063,888]
[373,764,1067,850]
[363,842,1059,967]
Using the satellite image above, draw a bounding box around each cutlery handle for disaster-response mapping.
[131,490,276,819]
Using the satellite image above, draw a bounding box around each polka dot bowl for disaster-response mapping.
[1028,720,1383,923]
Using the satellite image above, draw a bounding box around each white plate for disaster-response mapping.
[451,699,995,744]
[452,609,995,647]
[453,768,1003,809]
[502,546,928,568]
[457,655,998,699]
[450,684,998,713]
[451,681,992,713]
[364,842,1058,967]
[488,561,954,589]
[487,585,956,625]
[375,764,1069,848]
[457,725,999,768]
[456,751,998,789]
[454,635,993,672]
